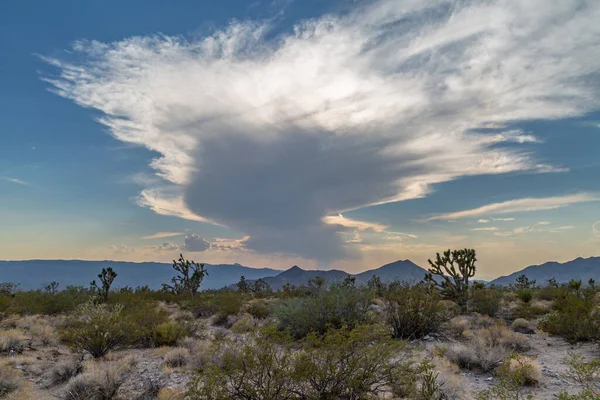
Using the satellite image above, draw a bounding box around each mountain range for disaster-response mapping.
[490,256,600,286]
[1,256,599,291]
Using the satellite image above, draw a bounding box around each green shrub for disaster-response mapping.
[213,292,244,326]
[187,324,418,400]
[477,353,540,400]
[152,321,189,347]
[538,293,600,343]
[121,301,170,347]
[383,283,453,339]
[246,301,272,320]
[469,288,503,317]
[273,285,372,339]
[58,300,136,358]
[516,288,533,304]
[0,368,20,397]
[514,304,548,320]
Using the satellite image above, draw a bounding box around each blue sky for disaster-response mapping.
[1,0,599,279]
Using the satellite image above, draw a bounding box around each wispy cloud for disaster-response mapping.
[477,219,489,223]
[471,227,499,231]
[2,177,30,186]
[429,193,599,221]
[323,214,387,232]
[142,232,184,240]
[493,217,515,221]
[538,221,551,225]
[43,0,600,259]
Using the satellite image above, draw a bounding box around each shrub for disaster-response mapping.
[58,300,136,358]
[187,324,418,399]
[556,353,600,399]
[47,357,84,386]
[516,288,533,304]
[0,329,27,353]
[538,293,600,343]
[61,367,130,400]
[212,292,244,326]
[0,368,20,397]
[448,316,470,337]
[152,321,189,347]
[273,284,372,339]
[164,348,190,368]
[124,301,170,347]
[511,318,535,334]
[477,353,540,400]
[246,301,271,320]
[513,304,548,320]
[469,288,503,317]
[383,283,453,340]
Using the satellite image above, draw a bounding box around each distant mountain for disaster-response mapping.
[242,259,429,290]
[490,257,600,286]
[0,260,280,290]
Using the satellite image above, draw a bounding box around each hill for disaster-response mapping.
[490,256,600,286]
[242,259,429,290]
[0,260,280,290]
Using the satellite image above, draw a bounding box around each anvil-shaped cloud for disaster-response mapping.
[43,0,600,260]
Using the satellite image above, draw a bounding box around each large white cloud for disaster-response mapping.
[43,0,600,260]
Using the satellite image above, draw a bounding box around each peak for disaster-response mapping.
[288,265,303,272]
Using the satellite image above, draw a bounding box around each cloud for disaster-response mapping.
[108,244,135,254]
[471,227,499,231]
[43,0,600,260]
[429,193,599,220]
[550,225,575,232]
[184,234,211,252]
[322,214,387,232]
[538,221,551,225]
[148,242,180,251]
[493,217,515,221]
[477,219,489,223]
[142,232,184,240]
[2,177,30,186]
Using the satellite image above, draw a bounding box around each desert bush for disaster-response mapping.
[59,300,136,358]
[273,284,372,339]
[61,365,131,400]
[448,316,470,337]
[123,301,170,347]
[446,322,528,372]
[383,283,453,339]
[212,292,244,326]
[292,324,418,399]
[538,293,600,343]
[477,353,540,400]
[47,357,84,386]
[516,288,533,304]
[164,348,190,368]
[511,318,535,334]
[187,324,418,400]
[152,321,190,347]
[0,368,20,397]
[555,353,600,399]
[0,329,27,353]
[246,300,271,320]
[469,288,503,317]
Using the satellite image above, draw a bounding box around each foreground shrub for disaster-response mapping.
[383,282,453,339]
[212,292,244,326]
[273,284,372,339]
[187,324,417,399]
[557,353,600,399]
[446,322,529,372]
[121,300,170,347]
[59,300,135,358]
[511,318,535,334]
[60,363,131,400]
[538,293,600,343]
[0,368,20,397]
[0,329,27,353]
[47,357,84,386]
[164,347,190,368]
[477,353,540,400]
[515,288,533,304]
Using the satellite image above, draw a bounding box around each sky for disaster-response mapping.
[1,0,600,280]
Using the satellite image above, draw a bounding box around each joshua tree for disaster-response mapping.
[90,267,117,302]
[547,277,559,288]
[162,254,207,298]
[588,278,596,290]
[514,274,536,289]
[367,275,384,295]
[308,276,326,291]
[251,278,272,295]
[342,275,356,288]
[424,249,477,311]
[236,275,250,293]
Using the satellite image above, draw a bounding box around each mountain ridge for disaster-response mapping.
[490,256,600,286]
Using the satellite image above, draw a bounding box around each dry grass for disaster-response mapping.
[230,314,258,334]
[508,355,542,386]
[448,316,470,337]
[0,329,28,353]
[157,387,185,400]
[61,357,135,400]
[163,348,190,368]
[46,357,84,387]
[0,367,21,398]
[511,318,535,334]
[446,322,530,372]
